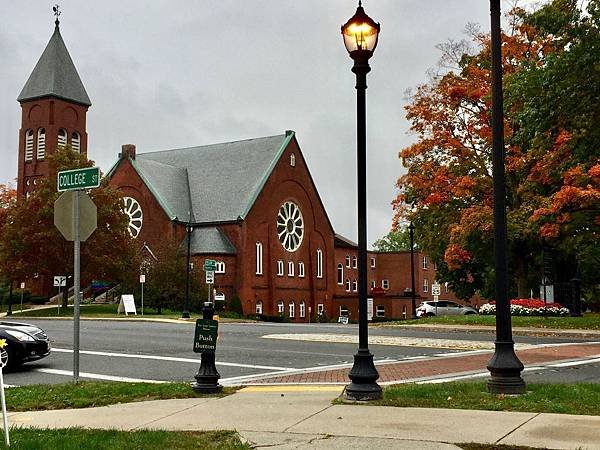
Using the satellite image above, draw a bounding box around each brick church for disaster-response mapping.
[15,18,474,320]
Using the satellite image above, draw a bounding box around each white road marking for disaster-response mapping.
[548,356,600,368]
[35,368,167,383]
[51,347,296,372]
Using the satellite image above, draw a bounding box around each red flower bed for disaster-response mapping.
[488,298,565,309]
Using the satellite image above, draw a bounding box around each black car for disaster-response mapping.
[0,321,51,370]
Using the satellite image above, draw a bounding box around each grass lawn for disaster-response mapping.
[390,313,600,330]
[375,382,600,415]
[5,381,236,412]
[2,429,249,450]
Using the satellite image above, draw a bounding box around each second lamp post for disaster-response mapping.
[341,0,382,401]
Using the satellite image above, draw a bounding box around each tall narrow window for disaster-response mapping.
[299,301,306,318]
[288,301,295,318]
[352,256,357,269]
[298,262,305,277]
[370,280,376,289]
[337,264,344,285]
[317,304,324,315]
[423,278,429,293]
[72,132,81,153]
[288,261,294,277]
[352,280,358,292]
[24,129,34,161]
[36,128,46,160]
[277,300,284,315]
[277,260,284,276]
[345,255,351,268]
[422,256,429,270]
[290,153,296,166]
[57,128,67,148]
[346,279,351,292]
[382,279,390,290]
[255,300,263,315]
[215,261,225,274]
[316,248,323,278]
[370,257,376,268]
[445,282,449,293]
[255,242,263,275]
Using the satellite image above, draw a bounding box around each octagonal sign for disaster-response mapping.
[54,191,98,242]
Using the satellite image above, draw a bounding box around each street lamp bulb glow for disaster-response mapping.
[341,3,380,55]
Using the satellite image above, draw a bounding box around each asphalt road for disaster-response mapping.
[3,319,599,386]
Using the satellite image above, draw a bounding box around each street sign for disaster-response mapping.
[193,318,218,353]
[431,283,441,296]
[57,167,100,192]
[204,259,216,271]
[54,191,98,241]
[19,282,25,289]
[53,276,67,287]
[139,274,146,284]
[118,294,137,315]
[205,271,215,284]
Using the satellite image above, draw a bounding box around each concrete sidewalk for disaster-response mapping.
[6,385,600,449]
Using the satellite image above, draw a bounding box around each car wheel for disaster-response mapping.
[2,345,20,372]
[464,311,476,315]
[426,312,436,317]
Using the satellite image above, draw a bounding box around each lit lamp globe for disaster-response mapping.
[341,1,380,60]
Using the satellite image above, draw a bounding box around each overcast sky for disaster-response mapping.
[1,1,526,246]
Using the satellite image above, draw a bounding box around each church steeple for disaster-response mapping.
[16,8,91,199]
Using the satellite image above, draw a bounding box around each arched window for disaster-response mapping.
[299,301,306,318]
[352,256,357,268]
[255,300,263,315]
[277,260,284,276]
[352,279,358,292]
[58,128,67,148]
[290,153,296,167]
[316,248,323,278]
[288,301,295,318]
[345,279,351,292]
[36,128,46,160]
[255,242,263,275]
[24,129,34,161]
[277,300,284,315]
[288,261,294,277]
[298,262,305,277]
[215,261,225,273]
[345,255,351,268]
[72,132,81,152]
[337,264,344,285]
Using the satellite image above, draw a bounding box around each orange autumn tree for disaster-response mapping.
[394,0,600,300]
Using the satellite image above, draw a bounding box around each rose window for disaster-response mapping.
[123,197,143,238]
[277,201,304,252]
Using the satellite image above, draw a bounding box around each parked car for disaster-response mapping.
[0,321,51,370]
[416,301,478,317]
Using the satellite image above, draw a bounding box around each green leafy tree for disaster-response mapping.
[372,229,412,252]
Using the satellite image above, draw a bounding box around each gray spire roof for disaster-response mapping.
[17,24,91,106]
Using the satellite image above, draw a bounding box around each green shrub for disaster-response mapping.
[228,295,244,316]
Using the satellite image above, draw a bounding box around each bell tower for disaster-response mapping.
[16,7,91,199]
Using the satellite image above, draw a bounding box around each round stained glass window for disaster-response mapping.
[123,197,143,238]
[277,201,304,252]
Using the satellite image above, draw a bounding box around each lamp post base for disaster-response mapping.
[486,341,526,394]
[193,351,223,394]
[344,349,382,401]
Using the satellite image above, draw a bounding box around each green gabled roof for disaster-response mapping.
[132,132,293,223]
[18,24,91,106]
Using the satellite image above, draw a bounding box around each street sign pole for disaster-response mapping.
[73,189,81,384]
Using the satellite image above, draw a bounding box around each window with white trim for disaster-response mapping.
[299,301,306,318]
[376,305,385,317]
[337,264,344,285]
[255,242,263,275]
[422,256,429,270]
[255,300,263,315]
[72,132,80,153]
[25,129,34,161]
[423,278,429,293]
[277,300,284,315]
[277,260,284,276]
[445,282,449,293]
[339,305,349,316]
[382,279,389,290]
[37,128,46,160]
[316,249,323,278]
[215,261,225,273]
[352,280,357,292]
[58,128,67,148]
[352,256,357,269]
[288,301,295,318]
[317,304,324,315]
[345,255,351,268]
[288,261,294,277]
[345,279,351,292]
[370,257,376,268]
[299,262,305,277]
[370,280,376,289]
[290,153,296,166]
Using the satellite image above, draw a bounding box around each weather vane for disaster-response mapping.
[53,4,61,26]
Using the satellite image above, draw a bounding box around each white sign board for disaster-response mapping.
[118,294,137,315]
[214,293,225,301]
[54,276,67,287]
[205,271,215,284]
[19,282,25,289]
[539,285,555,303]
[367,297,373,321]
[431,283,441,296]
[338,316,349,324]
[139,274,146,284]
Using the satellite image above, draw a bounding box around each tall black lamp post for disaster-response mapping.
[182,223,192,319]
[341,1,382,401]
[486,0,526,394]
[409,222,417,319]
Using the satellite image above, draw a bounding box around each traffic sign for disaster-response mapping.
[139,274,146,284]
[54,191,97,241]
[193,318,218,353]
[431,283,441,296]
[57,167,100,192]
[204,259,216,271]
[205,271,215,284]
[54,276,67,287]
[19,282,25,289]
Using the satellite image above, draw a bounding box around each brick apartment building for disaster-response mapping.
[14,19,476,319]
